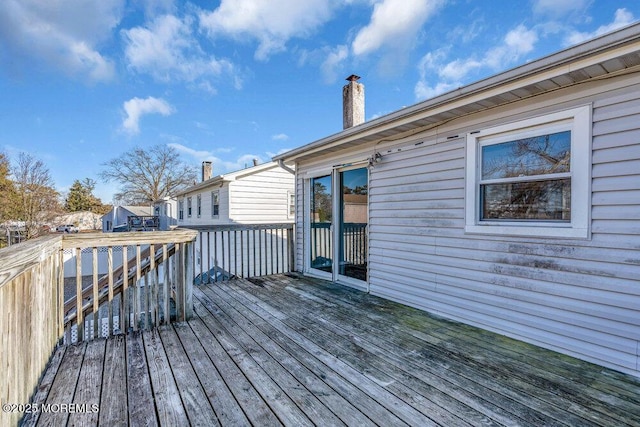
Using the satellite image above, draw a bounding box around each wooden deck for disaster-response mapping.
[25,274,640,426]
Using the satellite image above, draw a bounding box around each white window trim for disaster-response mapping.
[287,190,295,219]
[187,196,192,218]
[465,105,591,239]
[197,194,202,218]
[211,190,219,219]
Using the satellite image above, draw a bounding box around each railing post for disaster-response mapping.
[185,240,194,320]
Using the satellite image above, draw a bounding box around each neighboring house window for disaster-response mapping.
[154,206,160,216]
[465,105,590,238]
[197,194,202,218]
[288,191,295,218]
[211,190,219,218]
[178,200,184,221]
[187,197,192,218]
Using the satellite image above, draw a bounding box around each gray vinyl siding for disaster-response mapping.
[293,76,640,377]
[365,81,640,377]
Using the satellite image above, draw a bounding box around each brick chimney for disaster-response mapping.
[343,74,364,129]
[202,161,212,182]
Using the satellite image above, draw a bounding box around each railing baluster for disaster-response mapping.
[92,247,99,340]
[150,244,157,329]
[133,245,141,331]
[213,232,218,283]
[206,231,211,284]
[163,243,169,324]
[122,245,129,332]
[75,247,83,343]
[108,246,114,337]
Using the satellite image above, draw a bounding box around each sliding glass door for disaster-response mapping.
[309,174,333,276]
[338,167,368,282]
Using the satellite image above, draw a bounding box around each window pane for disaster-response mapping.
[482,131,570,180]
[481,179,571,221]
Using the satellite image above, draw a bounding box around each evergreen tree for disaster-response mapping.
[0,152,18,223]
[65,178,104,212]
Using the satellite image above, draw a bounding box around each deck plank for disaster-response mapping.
[157,324,220,426]
[281,274,640,426]
[67,339,105,427]
[126,331,158,427]
[36,343,85,427]
[217,279,499,426]
[142,328,190,426]
[98,335,128,426]
[195,295,316,427]
[172,322,251,426]
[22,346,66,427]
[27,274,640,427]
[187,316,282,426]
[197,289,366,426]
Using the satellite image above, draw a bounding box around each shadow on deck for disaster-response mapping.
[25,274,640,426]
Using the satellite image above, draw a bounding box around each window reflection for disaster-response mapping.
[482,131,570,180]
[482,179,571,221]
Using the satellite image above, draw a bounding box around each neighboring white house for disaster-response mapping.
[101,206,154,232]
[274,23,640,378]
[175,161,295,226]
[153,197,178,231]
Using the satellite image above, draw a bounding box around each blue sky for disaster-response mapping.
[1,0,638,203]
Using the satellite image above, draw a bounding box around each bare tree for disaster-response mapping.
[12,152,60,239]
[100,144,197,204]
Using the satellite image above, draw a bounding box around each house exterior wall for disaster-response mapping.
[229,167,295,223]
[293,73,640,377]
[178,185,231,226]
[178,165,294,227]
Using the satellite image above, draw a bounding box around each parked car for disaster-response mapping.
[56,224,79,233]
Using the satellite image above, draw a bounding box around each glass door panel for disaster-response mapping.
[338,168,368,281]
[310,175,333,274]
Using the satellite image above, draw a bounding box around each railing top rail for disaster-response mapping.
[60,229,198,249]
[0,234,62,289]
[186,222,294,231]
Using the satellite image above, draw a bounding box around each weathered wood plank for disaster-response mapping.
[60,230,197,249]
[67,339,105,426]
[277,275,640,426]
[126,331,158,427]
[142,328,189,426]
[187,316,282,426]
[157,324,220,426]
[21,347,67,427]
[200,285,380,426]
[172,322,251,426]
[36,343,85,426]
[194,298,314,426]
[212,281,473,426]
[98,335,128,426]
[195,291,346,426]
[197,287,422,426]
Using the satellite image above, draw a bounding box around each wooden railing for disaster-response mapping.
[0,230,197,427]
[189,223,294,283]
[60,230,197,343]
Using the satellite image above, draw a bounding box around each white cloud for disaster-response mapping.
[532,0,590,19]
[271,133,290,141]
[484,25,538,69]
[169,142,269,173]
[565,8,636,46]
[122,97,175,135]
[0,0,123,81]
[320,45,349,83]
[122,14,238,89]
[414,80,458,100]
[414,24,538,100]
[199,0,336,60]
[351,0,444,56]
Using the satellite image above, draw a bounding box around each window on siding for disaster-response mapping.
[465,105,591,238]
[211,190,219,218]
[178,200,184,220]
[197,194,202,218]
[288,191,295,218]
[187,197,192,218]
